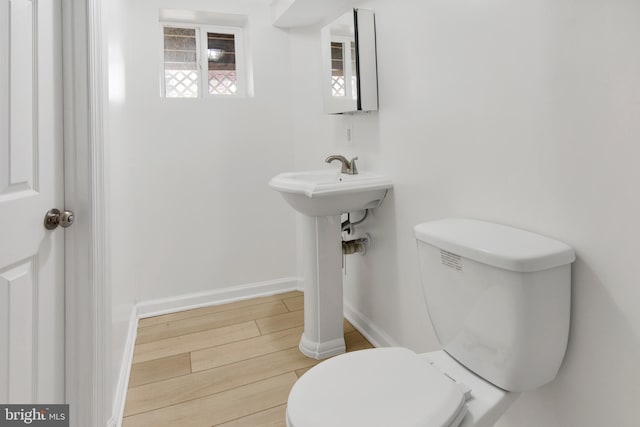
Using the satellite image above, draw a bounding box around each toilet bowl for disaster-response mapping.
[286,348,519,427]
[286,219,574,427]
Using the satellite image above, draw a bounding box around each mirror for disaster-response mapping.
[321,9,378,114]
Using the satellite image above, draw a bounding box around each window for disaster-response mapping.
[206,32,237,95]
[163,27,199,98]
[162,24,245,98]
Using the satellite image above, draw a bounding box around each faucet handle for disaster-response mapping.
[350,157,358,174]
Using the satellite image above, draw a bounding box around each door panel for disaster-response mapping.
[0,0,64,403]
[8,0,34,190]
[0,260,35,402]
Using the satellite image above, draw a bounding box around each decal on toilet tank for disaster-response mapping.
[440,250,463,271]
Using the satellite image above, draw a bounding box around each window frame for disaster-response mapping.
[160,22,247,99]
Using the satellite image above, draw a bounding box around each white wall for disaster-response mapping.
[103,0,137,422]
[103,0,298,420]
[288,0,640,425]
[107,0,297,302]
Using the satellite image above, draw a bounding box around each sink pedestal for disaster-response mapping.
[269,169,392,360]
[299,214,346,359]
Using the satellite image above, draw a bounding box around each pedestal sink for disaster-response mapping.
[269,169,393,359]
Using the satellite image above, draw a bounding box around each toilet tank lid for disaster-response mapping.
[414,218,575,273]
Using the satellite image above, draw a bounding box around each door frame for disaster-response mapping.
[62,0,109,425]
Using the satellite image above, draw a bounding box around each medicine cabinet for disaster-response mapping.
[321,9,378,114]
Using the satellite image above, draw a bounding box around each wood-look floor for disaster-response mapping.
[122,291,374,427]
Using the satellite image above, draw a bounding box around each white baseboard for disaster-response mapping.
[344,301,398,348]
[136,277,300,319]
[109,308,138,427]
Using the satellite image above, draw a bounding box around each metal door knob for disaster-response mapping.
[44,208,75,230]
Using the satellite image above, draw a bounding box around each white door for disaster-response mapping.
[0,0,65,403]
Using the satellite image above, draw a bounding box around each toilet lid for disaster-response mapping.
[287,347,467,427]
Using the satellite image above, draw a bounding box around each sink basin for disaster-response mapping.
[269,170,393,216]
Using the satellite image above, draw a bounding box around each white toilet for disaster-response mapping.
[286,218,575,427]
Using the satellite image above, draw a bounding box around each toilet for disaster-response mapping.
[286,218,575,427]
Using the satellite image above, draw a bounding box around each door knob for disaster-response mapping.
[44,208,75,230]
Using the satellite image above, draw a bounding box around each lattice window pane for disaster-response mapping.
[207,32,237,95]
[332,76,346,97]
[208,71,237,95]
[165,70,199,98]
[164,27,199,98]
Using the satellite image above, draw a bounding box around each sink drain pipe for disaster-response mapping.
[342,234,370,256]
[342,209,369,234]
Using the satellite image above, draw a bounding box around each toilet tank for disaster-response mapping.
[414,219,575,392]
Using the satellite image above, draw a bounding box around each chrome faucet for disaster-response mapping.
[325,155,359,175]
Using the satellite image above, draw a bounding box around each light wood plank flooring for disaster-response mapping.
[123,291,374,427]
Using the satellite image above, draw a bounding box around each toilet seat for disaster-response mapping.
[286,347,468,427]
